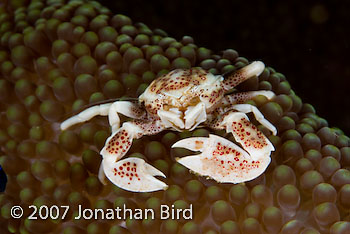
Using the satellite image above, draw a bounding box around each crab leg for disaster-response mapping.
[60,101,145,132]
[221,91,275,106]
[172,134,271,183]
[99,120,167,192]
[222,61,265,91]
[108,101,146,133]
[100,120,165,160]
[61,103,112,130]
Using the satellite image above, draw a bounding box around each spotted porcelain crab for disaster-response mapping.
[61,61,277,192]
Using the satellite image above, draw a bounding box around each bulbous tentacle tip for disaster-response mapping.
[102,157,168,192]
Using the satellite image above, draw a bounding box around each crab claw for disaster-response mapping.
[100,122,141,161]
[172,134,271,183]
[102,157,168,192]
[223,112,275,161]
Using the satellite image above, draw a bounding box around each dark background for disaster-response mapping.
[99,0,350,136]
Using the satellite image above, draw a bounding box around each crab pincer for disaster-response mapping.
[100,123,136,161]
[102,157,168,192]
[222,112,275,161]
[99,121,167,192]
[172,134,272,183]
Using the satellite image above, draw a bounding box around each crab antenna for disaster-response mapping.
[222,61,265,91]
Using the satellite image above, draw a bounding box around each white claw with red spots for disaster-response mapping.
[222,112,275,161]
[100,122,141,161]
[102,157,168,192]
[172,134,271,183]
